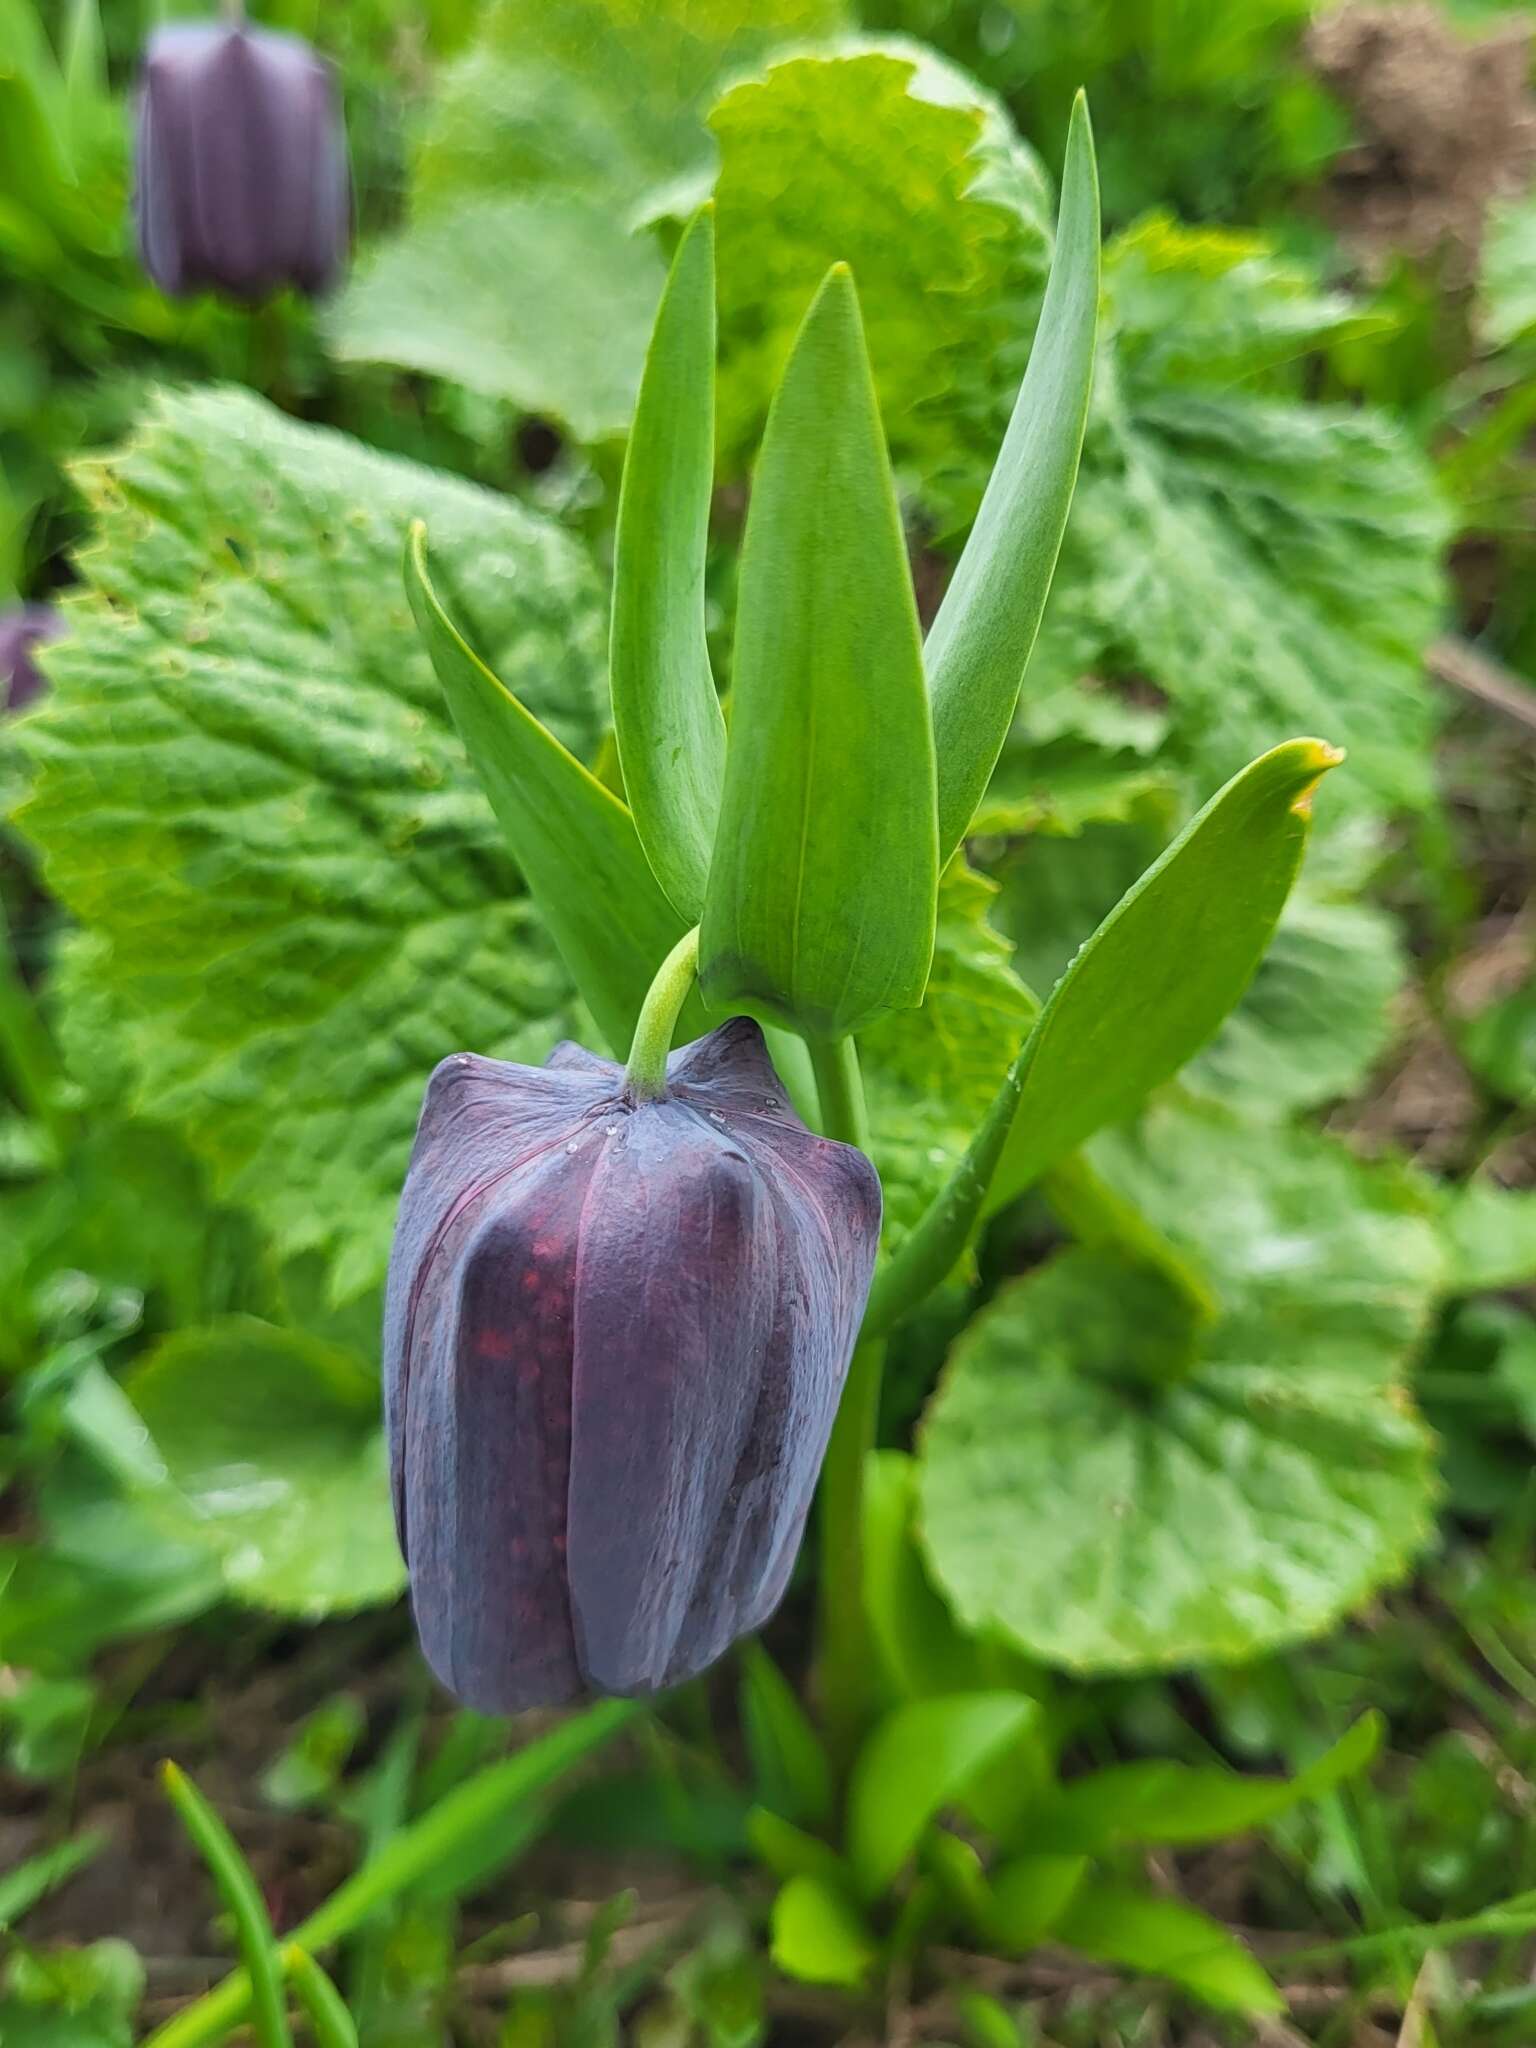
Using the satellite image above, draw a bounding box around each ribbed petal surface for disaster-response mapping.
[384,1021,881,1709]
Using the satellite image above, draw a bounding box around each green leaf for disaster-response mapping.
[919,1105,1443,1672]
[1440,1179,1536,1293]
[1103,214,1386,386]
[699,265,938,1037]
[859,860,1035,1248]
[870,742,1339,1328]
[925,91,1101,858]
[985,1854,1088,1951]
[1481,190,1536,349]
[331,194,662,442]
[739,1643,833,1828]
[0,1829,105,1929]
[709,43,1052,514]
[1458,984,1536,1107]
[0,1937,143,2048]
[1025,1712,1381,1853]
[1040,396,1447,817]
[708,60,1444,812]
[405,521,705,1059]
[846,1692,1038,1899]
[162,1763,292,2048]
[610,205,726,920]
[1185,886,1405,1114]
[126,1318,404,1618]
[330,0,843,434]
[281,1951,357,2048]
[15,387,604,1303]
[769,1877,876,1989]
[862,1450,1005,1703]
[1054,1878,1282,2014]
[988,738,1340,1211]
[148,1704,639,2048]
[746,1809,849,1893]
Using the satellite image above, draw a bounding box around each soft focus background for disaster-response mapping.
[2,1,1536,2042]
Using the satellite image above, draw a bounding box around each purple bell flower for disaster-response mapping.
[134,19,350,303]
[384,1018,881,1712]
[0,607,61,715]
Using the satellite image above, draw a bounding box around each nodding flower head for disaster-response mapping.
[134,20,350,303]
[384,1018,881,1712]
[0,607,60,715]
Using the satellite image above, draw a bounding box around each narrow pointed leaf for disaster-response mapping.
[990,737,1342,1207]
[162,1763,292,2048]
[865,738,1342,1330]
[406,522,704,1057]
[1055,1879,1283,2014]
[847,1692,1038,1901]
[611,204,726,919]
[700,265,938,1038]
[1025,1712,1381,1853]
[925,92,1101,858]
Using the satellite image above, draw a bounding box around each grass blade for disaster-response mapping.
[161,1762,293,2048]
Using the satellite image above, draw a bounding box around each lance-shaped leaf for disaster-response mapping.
[924,91,1101,859]
[406,522,705,1058]
[610,205,726,920]
[865,738,1340,1331]
[700,265,938,1039]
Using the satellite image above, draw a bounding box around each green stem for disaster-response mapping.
[862,1025,1034,1337]
[624,927,700,1099]
[817,1334,885,1771]
[807,1032,879,1770]
[0,908,69,1151]
[806,1031,868,1149]
[1042,1151,1219,1338]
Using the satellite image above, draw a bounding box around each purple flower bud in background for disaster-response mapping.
[134,19,350,303]
[385,1019,881,1712]
[0,607,61,715]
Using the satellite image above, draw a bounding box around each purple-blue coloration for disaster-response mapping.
[385,1019,881,1711]
[0,607,59,714]
[134,21,350,303]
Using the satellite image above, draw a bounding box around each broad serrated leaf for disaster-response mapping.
[406,522,706,1057]
[610,204,725,919]
[330,0,844,432]
[127,1316,404,1617]
[709,41,1052,507]
[700,266,938,1037]
[919,1105,1443,1671]
[14,388,604,1302]
[1039,380,1447,812]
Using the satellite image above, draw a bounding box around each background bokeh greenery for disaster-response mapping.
[2,0,1536,2041]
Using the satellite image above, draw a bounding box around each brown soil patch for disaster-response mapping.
[1307,3,1536,278]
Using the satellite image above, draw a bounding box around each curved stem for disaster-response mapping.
[806,1031,868,1149]
[807,1033,878,1771]
[624,927,700,1099]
